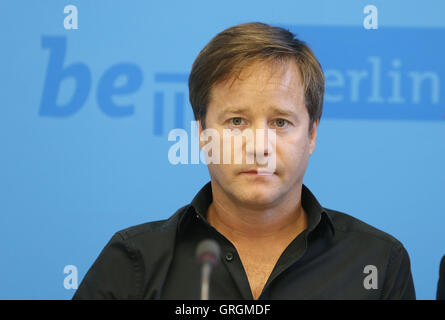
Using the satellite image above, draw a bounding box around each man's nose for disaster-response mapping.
[245,121,276,159]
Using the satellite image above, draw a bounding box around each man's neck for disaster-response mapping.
[206,182,307,244]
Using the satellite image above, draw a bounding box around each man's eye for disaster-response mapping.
[230,117,245,126]
[274,119,289,127]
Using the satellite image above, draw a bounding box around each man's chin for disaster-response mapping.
[232,188,282,208]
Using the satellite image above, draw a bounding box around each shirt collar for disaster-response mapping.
[189,181,213,220]
[301,184,336,236]
[180,181,335,236]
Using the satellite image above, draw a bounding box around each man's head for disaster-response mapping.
[188,22,324,208]
[189,22,324,135]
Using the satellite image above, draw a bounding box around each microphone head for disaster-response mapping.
[196,239,221,266]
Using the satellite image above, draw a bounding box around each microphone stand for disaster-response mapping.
[200,262,212,300]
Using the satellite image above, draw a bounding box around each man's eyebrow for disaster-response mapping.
[268,105,299,118]
[217,107,251,120]
[219,107,250,114]
[217,105,299,118]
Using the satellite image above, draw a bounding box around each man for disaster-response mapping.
[73,22,415,300]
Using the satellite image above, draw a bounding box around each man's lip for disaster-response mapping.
[240,170,274,175]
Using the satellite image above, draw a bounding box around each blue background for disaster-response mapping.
[0,0,444,299]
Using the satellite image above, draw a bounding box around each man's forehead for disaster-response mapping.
[217,59,302,91]
[208,61,304,112]
[209,65,303,111]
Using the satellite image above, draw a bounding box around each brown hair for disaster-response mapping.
[188,22,324,133]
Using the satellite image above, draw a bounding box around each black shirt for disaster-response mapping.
[72,181,416,300]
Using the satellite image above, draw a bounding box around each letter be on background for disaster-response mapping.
[39,36,91,117]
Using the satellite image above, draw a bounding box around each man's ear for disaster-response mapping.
[309,119,319,156]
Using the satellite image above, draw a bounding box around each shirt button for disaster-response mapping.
[225,252,234,262]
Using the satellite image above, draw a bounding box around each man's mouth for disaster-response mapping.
[240,169,275,176]
[242,170,258,174]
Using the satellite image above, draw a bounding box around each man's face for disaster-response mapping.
[199,59,318,208]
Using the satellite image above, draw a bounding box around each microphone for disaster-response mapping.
[196,239,221,300]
